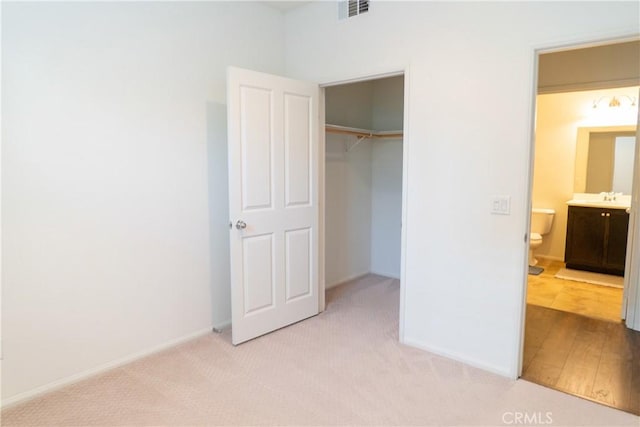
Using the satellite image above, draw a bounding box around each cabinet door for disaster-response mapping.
[565,207,605,270]
[603,209,629,274]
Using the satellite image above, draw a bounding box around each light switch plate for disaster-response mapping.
[491,196,511,215]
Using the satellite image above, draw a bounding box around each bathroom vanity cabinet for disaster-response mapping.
[565,206,629,276]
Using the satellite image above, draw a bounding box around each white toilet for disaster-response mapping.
[529,208,555,266]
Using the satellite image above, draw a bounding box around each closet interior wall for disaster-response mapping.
[325,76,404,288]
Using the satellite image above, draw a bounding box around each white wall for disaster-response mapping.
[325,135,372,287]
[538,40,640,93]
[533,87,638,261]
[207,102,232,329]
[2,1,285,403]
[371,140,403,278]
[324,81,374,286]
[325,134,403,285]
[370,76,404,278]
[285,1,640,377]
[372,76,404,131]
[325,80,373,129]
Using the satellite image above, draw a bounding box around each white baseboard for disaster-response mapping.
[401,336,515,380]
[212,320,231,332]
[326,271,370,289]
[370,269,400,280]
[1,327,214,409]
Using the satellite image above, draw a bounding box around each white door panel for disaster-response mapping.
[240,85,274,211]
[284,93,313,207]
[242,233,275,315]
[228,67,319,344]
[285,227,313,301]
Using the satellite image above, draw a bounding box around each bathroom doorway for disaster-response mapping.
[521,39,640,416]
[526,41,639,323]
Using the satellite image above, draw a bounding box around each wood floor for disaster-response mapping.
[522,304,640,415]
[524,259,639,415]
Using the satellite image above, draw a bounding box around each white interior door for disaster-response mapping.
[227,67,319,345]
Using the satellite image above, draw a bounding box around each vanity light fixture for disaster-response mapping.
[592,94,637,109]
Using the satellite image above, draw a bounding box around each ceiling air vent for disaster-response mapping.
[339,0,369,20]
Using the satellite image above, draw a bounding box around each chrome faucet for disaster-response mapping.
[603,192,617,202]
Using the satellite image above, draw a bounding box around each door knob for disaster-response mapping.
[235,220,247,230]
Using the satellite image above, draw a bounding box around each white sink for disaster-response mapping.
[566,199,630,210]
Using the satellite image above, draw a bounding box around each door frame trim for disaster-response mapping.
[317,67,410,342]
[519,34,640,376]
[624,117,640,329]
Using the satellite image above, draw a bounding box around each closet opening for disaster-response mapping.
[320,74,406,336]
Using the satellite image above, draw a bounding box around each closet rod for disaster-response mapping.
[325,124,403,139]
[372,131,403,139]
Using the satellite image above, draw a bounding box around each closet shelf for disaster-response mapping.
[325,124,403,139]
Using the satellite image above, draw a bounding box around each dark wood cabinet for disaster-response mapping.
[605,209,630,272]
[565,206,629,276]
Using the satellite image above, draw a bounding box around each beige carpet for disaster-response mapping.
[555,268,624,288]
[2,275,638,426]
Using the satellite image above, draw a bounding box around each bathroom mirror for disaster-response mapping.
[574,126,637,195]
